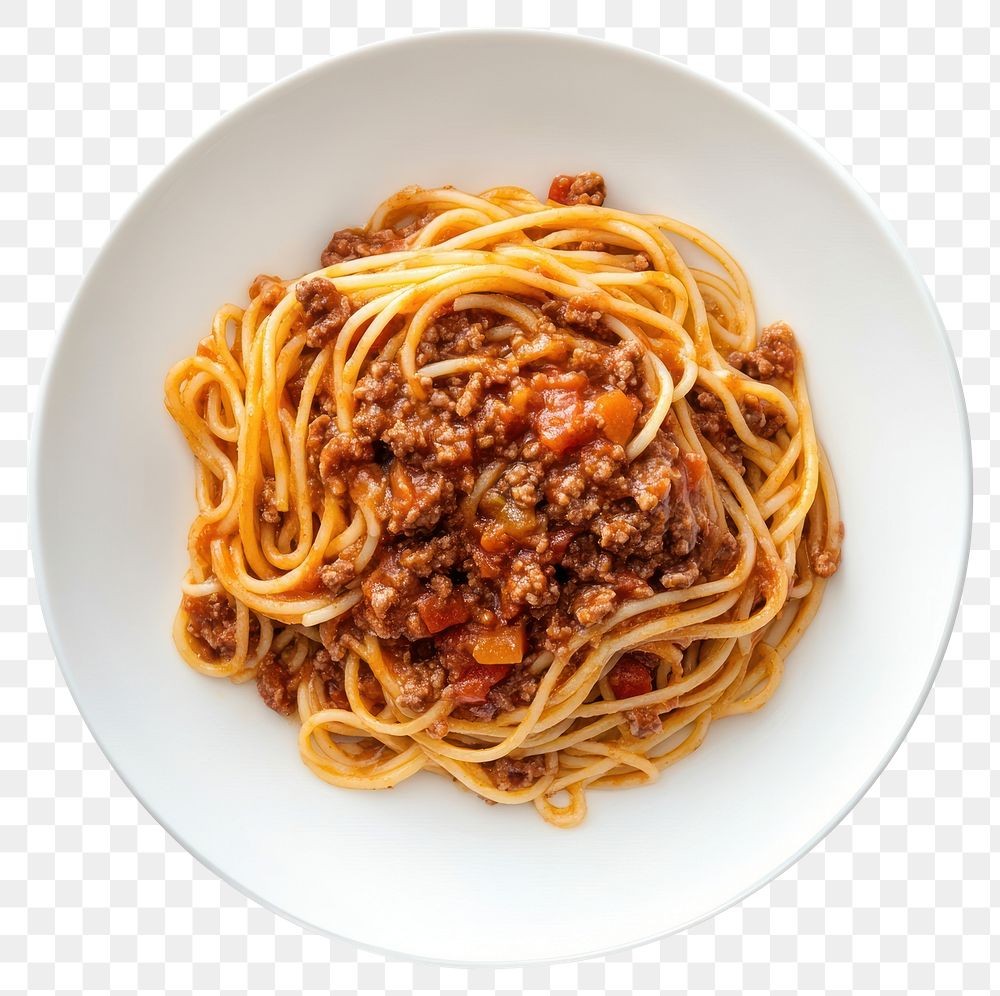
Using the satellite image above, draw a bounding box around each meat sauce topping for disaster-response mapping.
[289,170,746,739]
[186,174,829,792]
[303,310,742,724]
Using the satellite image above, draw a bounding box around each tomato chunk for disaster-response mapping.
[417,591,471,635]
[450,663,512,705]
[547,175,574,204]
[593,389,640,446]
[471,622,525,665]
[608,656,653,699]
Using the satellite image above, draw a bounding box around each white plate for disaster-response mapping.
[30,31,970,964]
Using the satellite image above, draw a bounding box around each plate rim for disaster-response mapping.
[28,28,973,965]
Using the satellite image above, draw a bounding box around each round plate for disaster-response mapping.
[30,31,970,963]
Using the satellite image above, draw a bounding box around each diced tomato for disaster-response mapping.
[548,174,574,204]
[683,451,707,486]
[608,657,654,700]
[593,389,640,446]
[471,622,525,665]
[526,371,603,454]
[416,591,471,635]
[450,663,513,705]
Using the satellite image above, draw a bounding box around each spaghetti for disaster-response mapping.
[165,173,842,827]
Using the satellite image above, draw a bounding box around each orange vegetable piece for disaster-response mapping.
[608,656,653,699]
[593,389,640,446]
[417,591,471,635]
[450,663,512,705]
[471,622,525,665]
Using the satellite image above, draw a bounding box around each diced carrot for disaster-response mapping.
[593,389,640,446]
[608,657,653,699]
[534,388,598,453]
[471,622,525,665]
[479,521,512,553]
[417,591,471,635]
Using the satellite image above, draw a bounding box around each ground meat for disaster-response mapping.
[292,194,751,725]
[741,393,786,438]
[284,360,309,408]
[255,652,302,716]
[295,276,353,348]
[500,553,558,618]
[322,228,403,266]
[259,477,281,524]
[317,540,362,591]
[396,532,462,576]
[729,322,797,381]
[320,213,431,267]
[690,390,744,471]
[484,755,548,791]
[455,371,485,418]
[811,549,839,578]
[486,666,541,714]
[542,293,604,332]
[248,273,285,309]
[570,585,617,626]
[810,526,844,578]
[393,655,447,712]
[183,593,238,656]
[624,705,662,738]
[387,466,455,535]
[313,421,380,499]
[357,550,426,640]
[548,171,607,206]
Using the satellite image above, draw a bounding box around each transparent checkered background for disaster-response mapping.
[2,2,996,993]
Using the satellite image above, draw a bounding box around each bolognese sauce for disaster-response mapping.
[168,172,842,819]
